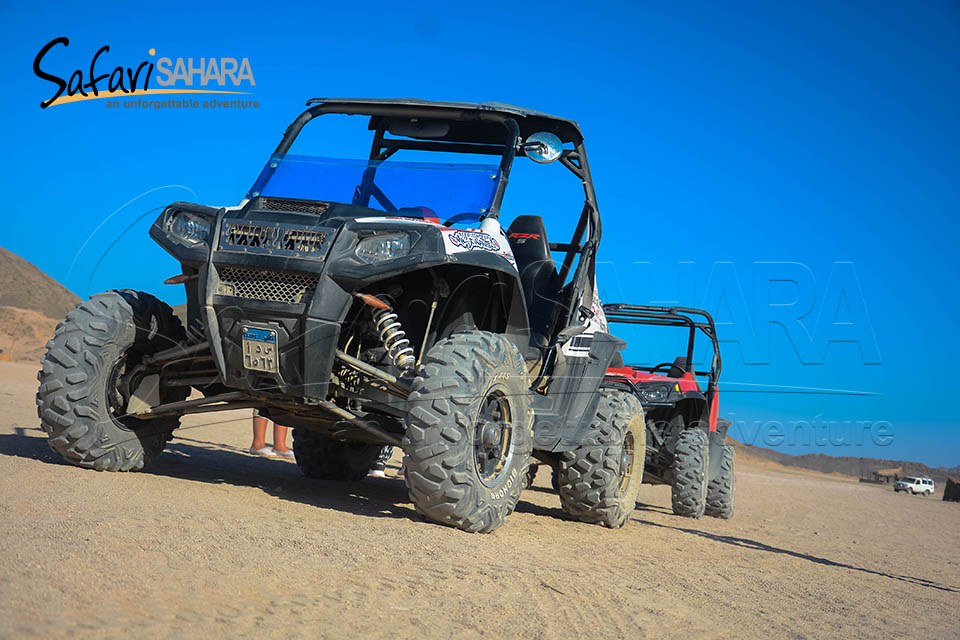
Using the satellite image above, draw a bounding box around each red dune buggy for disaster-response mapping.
[602,304,735,519]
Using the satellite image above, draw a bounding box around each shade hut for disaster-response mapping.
[872,467,902,484]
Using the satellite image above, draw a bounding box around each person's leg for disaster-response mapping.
[250,412,275,456]
[370,445,393,477]
[252,415,269,449]
[273,423,291,454]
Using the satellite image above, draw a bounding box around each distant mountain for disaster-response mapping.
[0,246,81,361]
[731,437,956,484]
[0,246,79,319]
[0,306,60,361]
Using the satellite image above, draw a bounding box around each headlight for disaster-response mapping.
[167,211,212,245]
[640,384,671,402]
[355,233,410,263]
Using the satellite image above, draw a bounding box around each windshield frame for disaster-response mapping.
[258,104,519,220]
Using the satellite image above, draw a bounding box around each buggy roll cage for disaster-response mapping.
[603,303,722,399]
[262,97,605,344]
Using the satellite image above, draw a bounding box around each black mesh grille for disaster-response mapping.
[217,267,319,304]
[261,198,330,214]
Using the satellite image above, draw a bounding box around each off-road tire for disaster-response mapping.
[36,290,189,471]
[402,331,533,533]
[292,429,383,481]
[522,464,539,490]
[671,428,709,518]
[705,443,736,519]
[556,390,646,528]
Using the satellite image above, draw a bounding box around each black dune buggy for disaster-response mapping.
[37,98,645,533]
[601,304,735,519]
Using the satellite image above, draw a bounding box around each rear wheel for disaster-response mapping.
[36,290,189,471]
[556,390,646,528]
[671,428,709,518]
[292,429,383,481]
[705,444,736,519]
[402,331,533,533]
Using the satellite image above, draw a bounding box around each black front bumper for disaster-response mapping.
[201,215,351,401]
[213,302,340,399]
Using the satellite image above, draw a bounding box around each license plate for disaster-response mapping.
[241,326,278,373]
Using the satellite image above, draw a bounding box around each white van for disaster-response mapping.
[893,476,935,496]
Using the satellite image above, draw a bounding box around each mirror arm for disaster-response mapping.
[559,151,584,180]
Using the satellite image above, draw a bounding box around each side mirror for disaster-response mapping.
[522,132,563,164]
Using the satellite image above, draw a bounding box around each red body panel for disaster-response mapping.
[708,388,719,432]
[605,366,701,394]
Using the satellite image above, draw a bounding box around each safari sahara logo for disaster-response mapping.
[32,37,255,108]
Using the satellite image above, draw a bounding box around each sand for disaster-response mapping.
[0,360,957,639]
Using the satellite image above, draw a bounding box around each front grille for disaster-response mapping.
[221,222,328,254]
[261,197,330,215]
[282,229,327,253]
[218,267,319,304]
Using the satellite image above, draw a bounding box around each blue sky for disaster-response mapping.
[1,0,958,465]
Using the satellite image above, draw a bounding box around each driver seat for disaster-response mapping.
[507,216,562,348]
[668,356,689,379]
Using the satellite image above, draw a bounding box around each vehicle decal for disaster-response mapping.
[562,277,607,358]
[447,229,501,252]
[588,287,609,334]
[561,334,593,358]
[441,229,517,269]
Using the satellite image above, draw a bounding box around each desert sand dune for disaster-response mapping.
[0,360,957,639]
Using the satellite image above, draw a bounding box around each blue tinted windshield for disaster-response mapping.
[248,154,499,222]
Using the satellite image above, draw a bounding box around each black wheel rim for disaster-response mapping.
[106,349,146,427]
[474,390,513,487]
[107,351,131,418]
[617,430,636,496]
